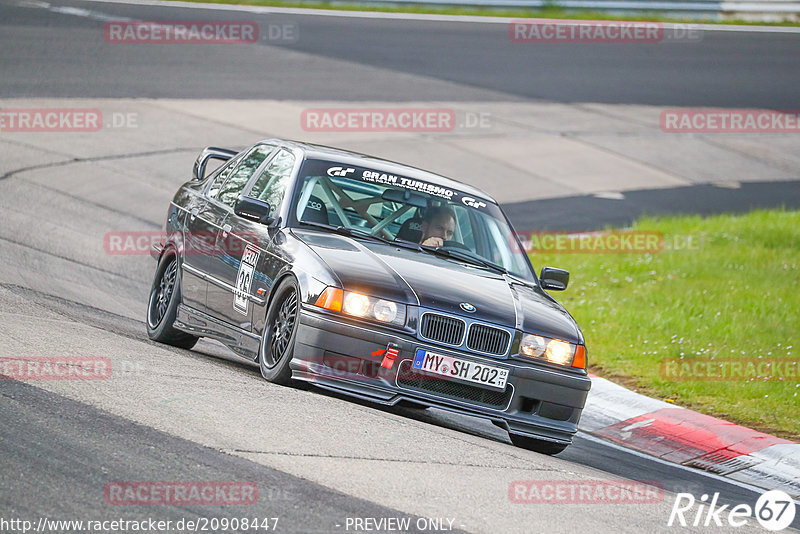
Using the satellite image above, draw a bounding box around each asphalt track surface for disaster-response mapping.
[1,1,799,533]
[504,179,800,230]
[0,0,799,106]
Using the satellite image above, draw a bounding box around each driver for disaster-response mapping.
[420,206,456,247]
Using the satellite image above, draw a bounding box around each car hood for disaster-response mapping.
[293,230,582,343]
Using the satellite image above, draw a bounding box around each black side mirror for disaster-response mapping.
[540,267,569,291]
[235,197,276,226]
[192,146,237,181]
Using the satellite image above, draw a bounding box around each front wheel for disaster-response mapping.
[146,251,199,349]
[258,277,300,385]
[510,434,569,455]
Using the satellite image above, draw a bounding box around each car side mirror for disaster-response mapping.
[192,146,237,181]
[235,197,276,226]
[540,267,569,291]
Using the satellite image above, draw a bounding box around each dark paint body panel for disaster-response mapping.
[156,139,591,446]
[292,231,581,344]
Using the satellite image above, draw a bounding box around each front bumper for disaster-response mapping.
[292,307,591,444]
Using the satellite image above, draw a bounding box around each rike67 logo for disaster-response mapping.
[668,490,796,531]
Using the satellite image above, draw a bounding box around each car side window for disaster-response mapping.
[246,149,296,216]
[216,144,275,208]
[207,157,240,199]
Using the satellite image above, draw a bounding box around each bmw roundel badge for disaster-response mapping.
[460,302,476,313]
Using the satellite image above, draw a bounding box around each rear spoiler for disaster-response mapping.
[192,146,238,181]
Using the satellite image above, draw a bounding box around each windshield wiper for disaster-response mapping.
[298,221,394,245]
[422,246,508,275]
[336,227,428,252]
[392,238,423,251]
[339,225,392,243]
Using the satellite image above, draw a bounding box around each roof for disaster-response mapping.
[264,138,497,203]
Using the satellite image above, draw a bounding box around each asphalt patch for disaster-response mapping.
[503,180,800,231]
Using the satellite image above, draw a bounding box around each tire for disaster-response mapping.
[259,277,300,385]
[510,434,569,455]
[146,251,199,349]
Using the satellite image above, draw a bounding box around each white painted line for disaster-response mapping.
[15,0,51,7]
[593,191,626,200]
[713,181,742,188]
[50,5,131,21]
[71,0,520,22]
[76,0,800,33]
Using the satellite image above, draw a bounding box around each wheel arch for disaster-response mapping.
[253,270,303,360]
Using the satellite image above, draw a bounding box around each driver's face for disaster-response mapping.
[422,215,455,241]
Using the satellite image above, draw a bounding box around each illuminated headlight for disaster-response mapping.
[519,333,586,369]
[343,292,370,317]
[315,287,406,327]
[546,339,573,365]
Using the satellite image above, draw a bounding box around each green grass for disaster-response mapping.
[168,0,800,26]
[527,210,800,440]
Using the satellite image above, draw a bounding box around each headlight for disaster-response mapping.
[343,292,370,316]
[520,334,546,358]
[546,339,573,365]
[373,300,398,323]
[315,287,406,328]
[519,333,586,369]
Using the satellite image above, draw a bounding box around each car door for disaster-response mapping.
[207,148,297,330]
[181,154,242,312]
[202,143,276,327]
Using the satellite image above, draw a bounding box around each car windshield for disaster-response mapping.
[291,158,534,281]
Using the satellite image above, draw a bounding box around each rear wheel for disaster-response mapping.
[259,278,300,385]
[146,251,199,349]
[510,434,569,455]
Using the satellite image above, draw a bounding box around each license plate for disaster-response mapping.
[412,349,509,390]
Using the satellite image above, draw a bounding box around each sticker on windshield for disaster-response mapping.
[462,196,488,209]
[327,166,354,177]
[361,170,456,199]
[234,244,260,315]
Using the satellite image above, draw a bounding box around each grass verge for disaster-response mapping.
[166,0,800,27]
[526,209,800,440]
